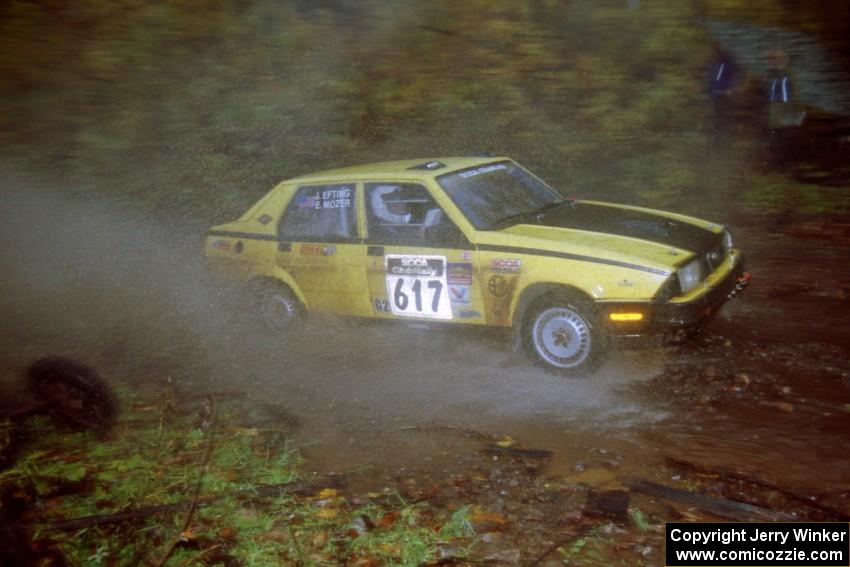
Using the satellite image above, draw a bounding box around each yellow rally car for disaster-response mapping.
[205,157,749,375]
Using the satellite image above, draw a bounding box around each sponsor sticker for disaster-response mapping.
[211,239,232,251]
[457,310,481,319]
[447,263,473,285]
[448,284,470,305]
[458,163,507,179]
[490,259,522,274]
[374,298,391,313]
[461,250,473,262]
[487,275,508,297]
[301,244,336,256]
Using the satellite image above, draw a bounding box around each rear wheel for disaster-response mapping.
[521,291,608,376]
[253,281,305,335]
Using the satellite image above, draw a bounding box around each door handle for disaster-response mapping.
[367,246,384,256]
[278,241,292,252]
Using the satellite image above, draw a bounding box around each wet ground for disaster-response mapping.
[3,187,849,536]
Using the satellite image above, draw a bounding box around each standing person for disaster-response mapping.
[707,53,739,140]
[766,48,805,131]
[764,48,806,165]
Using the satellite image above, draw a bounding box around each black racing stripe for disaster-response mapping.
[541,203,719,252]
[207,230,277,241]
[477,244,670,275]
[207,230,668,275]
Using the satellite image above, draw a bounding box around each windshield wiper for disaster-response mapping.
[488,200,568,230]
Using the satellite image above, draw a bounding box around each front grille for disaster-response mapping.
[704,243,725,272]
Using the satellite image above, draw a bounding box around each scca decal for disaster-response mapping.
[490,259,521,273]
[387,256,444,277]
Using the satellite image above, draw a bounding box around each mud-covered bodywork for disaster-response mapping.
[206,156,748,373]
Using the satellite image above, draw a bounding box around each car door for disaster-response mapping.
[363,182,486,324]
[275,182,371,316]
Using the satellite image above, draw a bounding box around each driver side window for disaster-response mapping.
[365,183,464,246]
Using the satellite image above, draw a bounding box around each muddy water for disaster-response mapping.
[211,218,850,499]
[2,187,849,508]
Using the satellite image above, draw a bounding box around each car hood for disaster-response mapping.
[478,201,724,272]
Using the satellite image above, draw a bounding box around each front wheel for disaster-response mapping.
[521,292,608,376]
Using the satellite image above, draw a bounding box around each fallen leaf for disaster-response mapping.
[376,511,397,529]
[379,542,400,555]
[767,401,794,413]
[218,527,236,540]
[233,427,259,437]
[314,508,339,520]
[312,531,328,547]
[495,436,516,448]
[316,488,339,499]
[260,530,289,543]
[469,507,508,530]
[567,467,624,488]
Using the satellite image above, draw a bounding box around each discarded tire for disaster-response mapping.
[27,356,118,432]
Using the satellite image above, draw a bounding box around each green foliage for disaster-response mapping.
[2,0,845,219]
[0,2,726,214]
[559,532,612,566]
[629,507,651,532]
[440,505,475,539]
[744,173,850,214]
[2,390,479,566]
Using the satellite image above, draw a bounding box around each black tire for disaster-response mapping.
[26,356,118,432]
[253,280,305,335]
[521,291,609,376]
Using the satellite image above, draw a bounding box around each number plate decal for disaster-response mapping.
[385,255,452,320]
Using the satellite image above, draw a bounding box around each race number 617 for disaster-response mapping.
[393,277,442,313]
[385,255,453,320]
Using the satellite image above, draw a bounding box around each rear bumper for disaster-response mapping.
[599,261,750,338]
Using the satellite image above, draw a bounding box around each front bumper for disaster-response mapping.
[599,261,750,338]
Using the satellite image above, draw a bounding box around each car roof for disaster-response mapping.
[285,156,511,184]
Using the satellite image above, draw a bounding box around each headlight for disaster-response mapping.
[723,230,733,249]
[677,259,702,294]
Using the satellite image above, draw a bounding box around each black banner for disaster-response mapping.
[666,522,849,566]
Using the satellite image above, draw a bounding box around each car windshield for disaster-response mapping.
[437,161,564,230]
